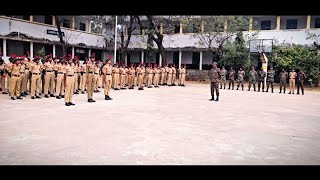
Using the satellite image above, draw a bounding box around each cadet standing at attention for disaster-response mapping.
[171,64,177,86]
[102,59,113,100]
[208,62,220,101]
[220,66,227,89]
[86,55,96,103]
[54,58,65,99]
[43,55,55,98]
[9,57,23,100]
[228,67,235,90]
[248,66,257,91]
[30,56,42,99]
[297,69,306,95]
[279,68,288,94]
[119,63,126,90]
[288,68,297,94]
[266,66,275,93]
[64,58,75,106]
[257,67,266,92]
[236,67,245,91]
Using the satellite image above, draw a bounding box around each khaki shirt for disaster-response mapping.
[289,72,297,79]
[65,64,75,76]
[11,64,21,75]
[44,62,54,71]
[86,62,95,73]
[30,63,42,74]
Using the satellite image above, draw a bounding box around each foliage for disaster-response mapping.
[37,47,46,58]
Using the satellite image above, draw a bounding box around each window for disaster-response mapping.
[63,19,71,28]
[23,15,30,21]
[80,23,86,31]
[174,25,180,33]
[45,16,53,25]
[260,20,271,30]
[286,19,298,29]
[315,18,320,28]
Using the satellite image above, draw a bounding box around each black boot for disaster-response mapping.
[56,96,61,99]
[272,88,274,93]
[215,96,219,101]
[107,96,112,100]
[17,96,23,99]
[279,89,282,93]
[209,96,215,101]
[69,102,75,106]
[61,95,64,98]
[45,94,49,98]
[11,97,15,100]
[36,96,41,99]
[65,102,70,106]
[31,96,36,99]
[50,94,55,97]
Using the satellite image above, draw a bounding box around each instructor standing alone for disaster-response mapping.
[208,62,221,101]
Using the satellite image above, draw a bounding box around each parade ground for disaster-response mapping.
[0,82,320,165]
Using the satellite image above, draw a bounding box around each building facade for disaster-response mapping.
[1,15,320,70]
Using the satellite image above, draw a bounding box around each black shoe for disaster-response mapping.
[36,96,41,99]
[88,99,93,103]
[138,88,142,90]
[56,96,61,99]
[220,87,222,89]
[61,95,64,98]
[302,93,304,95]
[50,94,55,97]
[254,89,256,91]
[209,97,215,101]
[17,96,23,99]
[74,92,79,94]
[107,96,112,100]
[91,99,96,102]
[81,91,85,94]
[248,89,250,91]
[2,92,8,94]
[11,97,15,100]
[262,90,264,92]
[97,90,100,92]
[292,92,294,94]
[279,91,281,93]
[297,93,299,95]
[236,88,239,90]
[148,86,152,88]
[31,96,36,99]
[215,97,219,101]
[45,94,49,98]
[21,93,26,97]
[65,102,70,106]
[69,102,75,106]
[94,90,97,93]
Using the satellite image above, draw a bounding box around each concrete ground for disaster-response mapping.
[0,82,320,165]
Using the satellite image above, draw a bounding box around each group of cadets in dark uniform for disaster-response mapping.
[0,54,187,106]
[208,62,306,101]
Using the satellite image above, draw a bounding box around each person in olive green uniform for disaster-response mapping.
[236,68,245,91]
[297,69,306,95]
[220,66,227,89]
[248,66,257,91]
[266,66,275,93]
[279,68,288,94]
[257,68,266,92]
[208,62,220,101]
[228,67,235,90]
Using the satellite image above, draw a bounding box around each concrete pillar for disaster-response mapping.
[88,49,91,57]
[30,42,33,58]
[141,51,144,64]
[179,51,182,69]
[88,19,92,33]
[306,15,311,29]
[125,54,128,66]
[276,16,281,31]
[53,44,56,58]
[180,22,183,34]
[72,16,75,30]
[52,16,56,26]
[159,53,162,67]
[249,16,253,31]
[3,39,7,57]
[30,16,33,22]
[199,51,203,70]
[72,46,75,58]
[201,20,204,33]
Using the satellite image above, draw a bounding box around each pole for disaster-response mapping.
[114,15,118,64]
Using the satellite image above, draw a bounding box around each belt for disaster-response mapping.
[12,74,20,77]
[32,73,40,75]
[46,70,53,72]
[25,68,29,70]
[121,74,125,75]
[139,73,143,75]
[129,74,133,75]
[94,73,99,75]
[58,72,64,74]
[20,71,25,73]
[67,75,74,77]
[88,72,94,74]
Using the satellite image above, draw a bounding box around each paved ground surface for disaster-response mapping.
[0,83,320,165]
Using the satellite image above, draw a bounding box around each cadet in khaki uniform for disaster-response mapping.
[219,66,227,89]
[167,65,173,86]
[179,64,186,87]
[147,64,153,88]
[160,65,166,85]
[102,59,113,100]
[6,57,14,95]
[125,66,129,87]
[164,64,169,85]
[208,62,221,101]
[113,63,120,90]
[111,64,116,89]
[144,64,149,85]
[64,59,75,106]
[19,57,26,97]
[73,58,80,94]
[0,57,7,94]
[22,57,31,96]
[86,55,96,103]
[136,64,144,90]
[289,69,297,94]
[279,68,288,94]
[171,65,177,86]
[80,60,87,94]
[30,56,42,99]
[43,55,55,98]
[119,63,126,89]
[128,64,135,89]
[154,64,160,88]
[54,58,65,99]
[93,61,100,93]
[9,57,23,100]
[153,64,158,86]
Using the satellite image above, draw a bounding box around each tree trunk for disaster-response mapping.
[54,16,66,56]
[158,44,167,66]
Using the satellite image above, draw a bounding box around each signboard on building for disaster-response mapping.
[47,29,65,36]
